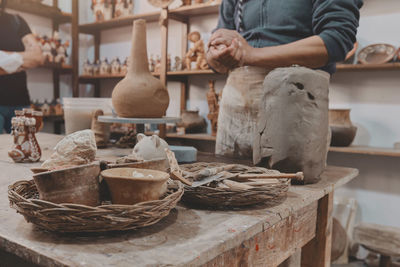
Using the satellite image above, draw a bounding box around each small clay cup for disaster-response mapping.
[33,163,101,206]
[101,168,169,205]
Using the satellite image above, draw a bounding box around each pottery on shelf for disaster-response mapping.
[357,44,396,65]
[32,163,101,206]
[101,168,169,205]
[112,19,169,118]
[177,110,207,133]
[329,109,357,147]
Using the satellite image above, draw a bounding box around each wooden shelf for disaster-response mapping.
[167,133,400,157]
[40,64,72,74]
[79,12,160,34]
[166,133,216,141]
[169,2,220,20]
[7,1,71,24]
[78,70,221,83]
[336,63,400,71]
[329,146,400,157]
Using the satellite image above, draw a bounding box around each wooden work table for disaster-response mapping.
[0,133,359,267]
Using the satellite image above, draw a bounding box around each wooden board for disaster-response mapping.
[0,133,359,267]
[329,146,400,157]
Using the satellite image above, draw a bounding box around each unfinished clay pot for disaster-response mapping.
[112,19,169,118]
[101,168,169,205]
[329,109,357,147]
[33,163,101,206]
[177,110,207,133]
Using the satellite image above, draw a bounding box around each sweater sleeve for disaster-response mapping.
[312,0,363,63]
[215,0,236,31]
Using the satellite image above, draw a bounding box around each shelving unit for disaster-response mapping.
[7,0,76,100]
[7,0,78,134]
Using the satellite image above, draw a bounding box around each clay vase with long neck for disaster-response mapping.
[112,19,169,118]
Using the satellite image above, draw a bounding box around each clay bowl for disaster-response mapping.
[357,43,396,64]
[101,168,169,205]
[33,163,101,206]
[108,159,169,172]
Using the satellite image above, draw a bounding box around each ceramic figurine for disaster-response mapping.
[173,56,182,71]
[111,19,170,118]
[83,59,93,75]
[41,100,50,116]
[167,54,172,72]
[54,98,63,115]
[111,57,121,75]
[100,58,111,75]
[91,0,113,22]
[154,55,161,74]
[8,112,42,163]
[185,31,208,70]
[131,133,169,161]
[121,58,128,75]
[93,59,101,75]
[147,0,175,8]
[54,40,69,64]
[41,37,53,63]
[207,80,221,136]
[149,54,155,72]
[114,0,133,18]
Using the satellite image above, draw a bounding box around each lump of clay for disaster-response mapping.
[131,134,169,161]
[42,130,97,169]
[253,66,330,184]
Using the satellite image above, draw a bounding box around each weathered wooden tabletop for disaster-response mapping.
[0,133,358,267]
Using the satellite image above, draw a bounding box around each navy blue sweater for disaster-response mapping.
[216,0,363,74]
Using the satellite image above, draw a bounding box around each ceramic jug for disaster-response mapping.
[112,19,169,118]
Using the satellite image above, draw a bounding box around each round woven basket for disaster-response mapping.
[180,162,290,208]
[8,180,183,233]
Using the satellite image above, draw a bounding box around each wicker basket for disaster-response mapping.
[8,180,183,233]
[180,162,290,208]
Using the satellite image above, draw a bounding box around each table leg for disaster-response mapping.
[301,192,333,267]
[279,249,301,267]
[379,255,391,267]
[159,124,166,139]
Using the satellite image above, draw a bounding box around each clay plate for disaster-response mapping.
[358,43,396,64]
[101,168,169,205]
[147,0,175,8]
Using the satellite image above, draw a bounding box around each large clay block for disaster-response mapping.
[253,66,330,184]
[42,129,97,169]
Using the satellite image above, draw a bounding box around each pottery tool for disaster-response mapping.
[191,164,236,180]
[232,172,304,181]
[190,171,235,188]
[165,148,192,186]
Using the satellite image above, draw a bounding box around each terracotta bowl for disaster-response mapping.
[101,168,169,205]
[33,163,101,206]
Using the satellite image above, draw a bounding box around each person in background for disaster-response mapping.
[206,0,363,158]
[0,0,43,133]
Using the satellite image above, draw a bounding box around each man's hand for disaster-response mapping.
[20,34,44,69]
[206,29,253,73]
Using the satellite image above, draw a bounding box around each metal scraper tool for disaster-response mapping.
[191,172,228,188]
